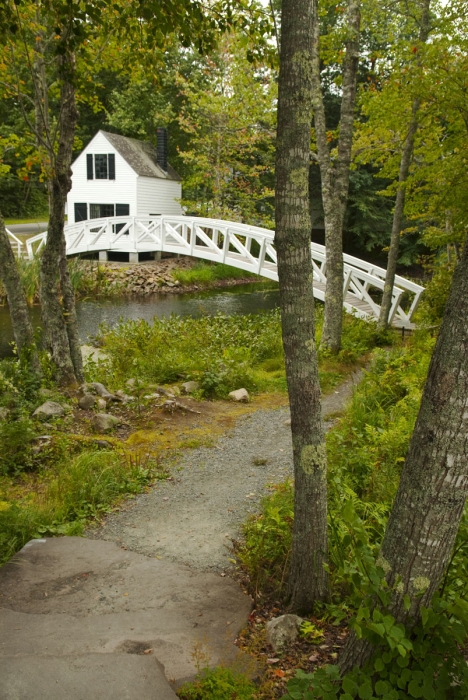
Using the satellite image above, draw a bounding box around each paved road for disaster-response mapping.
[6,222,48,235]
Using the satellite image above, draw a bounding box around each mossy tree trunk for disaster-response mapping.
[0,213,40,373]
[312,0,361,354]
[378,0,431,330]
[339,235,468,672]
[38,53,83,385]
[275,0,329,611]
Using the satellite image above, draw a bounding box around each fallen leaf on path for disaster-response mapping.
[144,649,153,654]
[267,658,280,664]
[273,669,285,677]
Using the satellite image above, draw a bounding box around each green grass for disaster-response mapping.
[172,261,256,286]
[92,307,388,400]
[4,214,49,225]
[0,447,166,564]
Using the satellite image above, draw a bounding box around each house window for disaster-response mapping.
[90,203,115,219]
[115,204,130,217]
[74,203,87,222]
[87,153,115,180]
[94,154,108,179]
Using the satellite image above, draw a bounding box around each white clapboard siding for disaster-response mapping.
[67,132,138,223]
[136,176,183,216]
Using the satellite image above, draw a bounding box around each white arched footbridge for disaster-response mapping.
[17,215,424,328]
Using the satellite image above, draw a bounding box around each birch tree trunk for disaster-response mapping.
[378,0,431,330]
[312,0,361,354]
[276,0,329,610]
[39,56,80,386]
[339,235,468,672]
[0,214,40,373]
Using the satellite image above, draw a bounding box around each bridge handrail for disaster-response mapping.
[6,228,23,257]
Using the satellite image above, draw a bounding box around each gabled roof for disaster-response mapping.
[98,130,181,181]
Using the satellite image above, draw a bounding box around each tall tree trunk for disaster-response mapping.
[378,0,431,330]
[39,55,80,386]
[0,213,40,373]
[312,0,361,354]
[276,0,329,610]
[59,238,84,382]
[339,235,468,673]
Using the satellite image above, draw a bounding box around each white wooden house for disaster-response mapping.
[67,129,183,225]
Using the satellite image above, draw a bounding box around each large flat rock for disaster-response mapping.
[0,537,252,697]
[0,654,175,700]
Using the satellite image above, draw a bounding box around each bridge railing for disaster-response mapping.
[6,228,24,257]
[24,215,424,327]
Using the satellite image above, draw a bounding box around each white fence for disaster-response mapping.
[25,215,424,327]
[6,229,24,257]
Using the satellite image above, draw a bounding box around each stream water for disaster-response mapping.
[0,282,280,359]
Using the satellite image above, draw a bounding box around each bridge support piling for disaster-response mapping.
[99,251,108,262]
[129,252,139,263]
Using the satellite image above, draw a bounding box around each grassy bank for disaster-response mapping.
[91,307,391,399]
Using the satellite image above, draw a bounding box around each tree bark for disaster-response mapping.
[378,0,431,330]
[276,0,329,610]
[59,237,84,382]
[339,235,468,673]
[312,0,361,353]
[0,213,40,373]
[39,55,80,386]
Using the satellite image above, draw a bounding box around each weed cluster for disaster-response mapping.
[178,667,257,700]
[91,309,382,400]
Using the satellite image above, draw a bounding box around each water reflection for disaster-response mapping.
[0,283,280,358]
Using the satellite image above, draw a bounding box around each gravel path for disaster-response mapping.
[88,372,362,571]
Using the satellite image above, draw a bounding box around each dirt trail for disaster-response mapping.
[88,371,362,571]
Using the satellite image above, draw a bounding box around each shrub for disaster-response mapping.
[0,418,37,475]
[177,667,256,700]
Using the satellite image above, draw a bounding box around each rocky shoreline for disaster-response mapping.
[91,258,259,296]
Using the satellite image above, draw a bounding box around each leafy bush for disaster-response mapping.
[178,667,256,700]
[0,418,37,475]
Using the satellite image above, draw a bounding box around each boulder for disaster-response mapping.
[96,398,107,411]
[266,614,303,652]
[181,381,200,394]
[78,394,96,410]
[228,388,250,403]
[0,407,9,421]
[33,401,65,421]
[92,413,120,433]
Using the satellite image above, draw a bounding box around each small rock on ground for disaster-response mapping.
[266,614,304,652]
[92,413,119,432]
[33,401,65,420]
[229,388,250,402]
